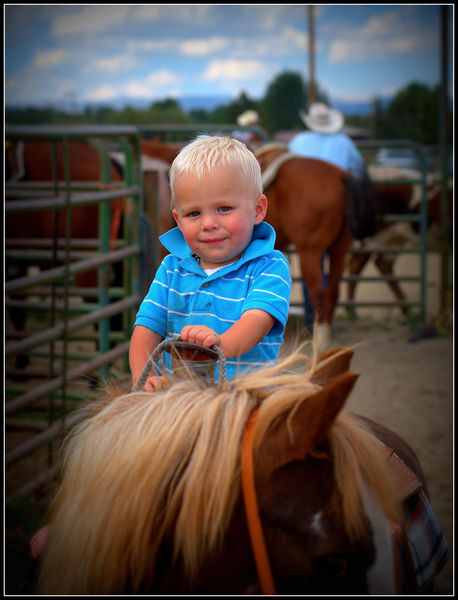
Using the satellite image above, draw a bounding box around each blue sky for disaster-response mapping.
[4,4,454,109]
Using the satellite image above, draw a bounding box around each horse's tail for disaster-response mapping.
[342,168,377,240]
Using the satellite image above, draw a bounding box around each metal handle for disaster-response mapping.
[133,336,226,391]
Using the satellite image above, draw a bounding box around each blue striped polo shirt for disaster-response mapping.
[134,221,292,380]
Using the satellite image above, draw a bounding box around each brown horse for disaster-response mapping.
[255,144,375,351]
[5,138,169,352]
[5,140,129,367]
[35,344,449,594]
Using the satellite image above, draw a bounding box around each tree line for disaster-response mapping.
[5,71,451,146]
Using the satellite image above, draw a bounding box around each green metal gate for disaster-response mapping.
[5,125,143,501]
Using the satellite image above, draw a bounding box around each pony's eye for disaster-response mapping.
[314,555,349,578]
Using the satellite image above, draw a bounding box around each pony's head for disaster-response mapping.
[37,344,402,595]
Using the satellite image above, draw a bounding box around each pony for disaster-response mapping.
[36,344,448,595]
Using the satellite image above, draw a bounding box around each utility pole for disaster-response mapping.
[307,5,316,107]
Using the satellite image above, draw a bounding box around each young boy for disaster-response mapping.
[129,135,291,391]
[30,135,291,559]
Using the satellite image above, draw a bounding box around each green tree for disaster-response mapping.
[259,71,329,134]
[378,82,447,145]
[205,91,258,125]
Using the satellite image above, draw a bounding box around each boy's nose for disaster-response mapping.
[201,213,218,229]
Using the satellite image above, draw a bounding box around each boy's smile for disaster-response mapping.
[172,165,267,271]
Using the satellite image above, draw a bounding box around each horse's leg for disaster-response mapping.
[346,249,372,319]
[297,249,327,347]
[373,253,409,317]
[302,255,327,332]
[320,229,353,349]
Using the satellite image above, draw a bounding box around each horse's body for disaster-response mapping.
[5,140,128,367]
[36,345,448,595]
[255,143,376,350]
[5,139,169,364]
[262,155,350,350]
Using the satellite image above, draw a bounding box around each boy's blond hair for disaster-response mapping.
[169,135,263,208]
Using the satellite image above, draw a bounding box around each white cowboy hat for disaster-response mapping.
[236,110,259,127]
[299,102,344,134]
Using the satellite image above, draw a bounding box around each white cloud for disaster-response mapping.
[180,37,229,57]
[327,8,428,64]
[127,39,175,53]
[202,59,267,82]
[94,55,136,72]
[33,49,66,68]
[129,5,162,22]
[146,69,182,87]
[125,81,155,98]
[52,6,129,36]
[86,85,119,101]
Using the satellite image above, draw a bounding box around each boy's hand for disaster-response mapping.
[30,525,49,559]
[180,325,221,349]
[132,375,168,392]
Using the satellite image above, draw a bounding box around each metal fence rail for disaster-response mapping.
[5,125,143,500]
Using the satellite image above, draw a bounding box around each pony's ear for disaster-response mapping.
[310,347,354,386]
[255,366,359,482]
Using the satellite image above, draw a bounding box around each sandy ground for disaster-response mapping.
[5,252,453,594]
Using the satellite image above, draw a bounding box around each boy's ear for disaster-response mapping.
[172,208,180,227]
[254,194,268,224]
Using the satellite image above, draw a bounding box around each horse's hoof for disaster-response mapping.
[315,323,331,353]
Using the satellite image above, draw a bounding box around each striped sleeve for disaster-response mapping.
[242,251,291,333]
[134,258,170,337]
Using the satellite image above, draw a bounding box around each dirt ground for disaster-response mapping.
[5,252,453,595]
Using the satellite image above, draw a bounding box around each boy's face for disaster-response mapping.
[172,164,267,270]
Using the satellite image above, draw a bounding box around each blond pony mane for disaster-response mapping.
[38,346,401,595]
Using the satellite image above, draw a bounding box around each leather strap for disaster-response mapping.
[241,409,276,595]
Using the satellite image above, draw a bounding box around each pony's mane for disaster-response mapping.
[38,346,401,594]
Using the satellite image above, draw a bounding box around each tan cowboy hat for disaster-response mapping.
[236,110,259,127]
[299,102,344,134]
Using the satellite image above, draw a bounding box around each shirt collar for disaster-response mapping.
[159,221,276,272]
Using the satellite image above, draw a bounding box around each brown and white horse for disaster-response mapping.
[36,344,448,594]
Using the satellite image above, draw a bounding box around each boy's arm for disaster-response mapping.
[180,309,275,359]
[129,325,164,389]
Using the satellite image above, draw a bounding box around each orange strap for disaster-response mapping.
[241,409,276,595]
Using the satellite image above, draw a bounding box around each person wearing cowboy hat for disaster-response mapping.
[232,109,265,148]
[288,102,366,179]
[288,102,374,330]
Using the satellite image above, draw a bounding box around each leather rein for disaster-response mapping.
[241,408,276,595]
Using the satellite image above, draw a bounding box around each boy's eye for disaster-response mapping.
[218,206,232,213]
[187,210,200,217]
